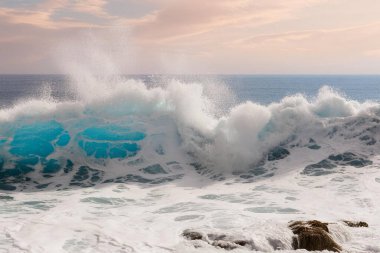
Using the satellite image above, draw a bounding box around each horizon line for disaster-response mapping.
[1,73,380,76]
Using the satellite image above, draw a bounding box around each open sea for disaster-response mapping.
[1,75,380,106]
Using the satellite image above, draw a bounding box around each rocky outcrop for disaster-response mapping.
[182,229,255,250]
[183,219,368,251]
[289,220,342,252]
[342,220,368,227]
[182,230,204,240]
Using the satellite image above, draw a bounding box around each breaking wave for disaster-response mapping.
[0,73,379,191]
[1,37,379,191]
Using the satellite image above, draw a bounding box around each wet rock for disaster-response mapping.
[233,239,250,247]
[183,230,255,250]
[342,220,368,227]
[182,230,204,240]
[268,147,290,161]
[289,220,342,252]
[211,240,238,250]
[290,220,329,233]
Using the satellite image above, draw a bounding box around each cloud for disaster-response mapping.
[231,22,380,50]
[70,0,108,17]
[0,0,380,74]
[0,0,113,29]
[0,0,325,37]
[213,22,380,74]
[0,7,95,29]
[234,31,315,46]
[131,0,325,42]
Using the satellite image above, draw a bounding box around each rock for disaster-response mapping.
[182,230,204,240]
[342,220,368,227]
[182,230,255,250]
[211,240,238,250]
[290,220,329,233]
[268,147,290,161]
[289,220,342,252]
[233,239,251,247]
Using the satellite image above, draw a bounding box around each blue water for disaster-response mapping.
[0,75,380,107]
[218,75,380,104]
[0,75,71,107]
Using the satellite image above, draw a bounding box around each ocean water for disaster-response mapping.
[0,74,379,253]
[1,74,380,106]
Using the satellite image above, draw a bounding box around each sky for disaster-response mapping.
[0,0,380,74]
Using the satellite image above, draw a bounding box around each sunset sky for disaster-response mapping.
[1,0,380,74]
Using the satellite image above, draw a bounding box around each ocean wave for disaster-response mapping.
[0,73,379,191]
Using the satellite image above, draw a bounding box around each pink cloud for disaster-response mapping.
[0,0,379,74]
[69,0,110,18]
[131,0,325,41]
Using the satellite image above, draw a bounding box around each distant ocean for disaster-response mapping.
[0,74,379,252]
[1,74,380,107]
